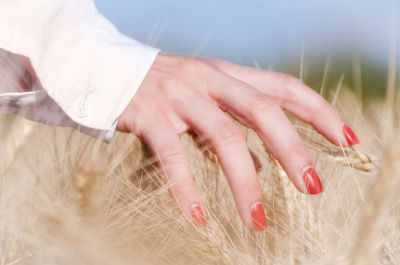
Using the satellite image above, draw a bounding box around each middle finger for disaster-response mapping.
[208,74,323,195]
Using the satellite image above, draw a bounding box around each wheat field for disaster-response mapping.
[1,62,399,265]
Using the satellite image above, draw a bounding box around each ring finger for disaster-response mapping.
[175,93,268,231]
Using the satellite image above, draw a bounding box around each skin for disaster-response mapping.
[117,52,353,229]
[14,51,356,229]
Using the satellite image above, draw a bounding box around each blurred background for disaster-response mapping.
[94,0,400,99]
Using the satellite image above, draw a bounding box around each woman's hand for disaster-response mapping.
[117,53,359,231]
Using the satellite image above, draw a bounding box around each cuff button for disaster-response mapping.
[73,99,91,118]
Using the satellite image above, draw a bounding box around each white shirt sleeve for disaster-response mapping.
[0,0,160,141]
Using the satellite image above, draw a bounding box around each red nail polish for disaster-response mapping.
[250,202,267,231]
[342,125,359,146]
[302,168,323,194]
[191,205,206,227]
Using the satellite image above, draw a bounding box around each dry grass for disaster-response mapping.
[0,74,399,264]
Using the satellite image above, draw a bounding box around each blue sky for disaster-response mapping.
[94,0,399,67]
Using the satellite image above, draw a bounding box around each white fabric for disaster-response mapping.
[0,0,160,141]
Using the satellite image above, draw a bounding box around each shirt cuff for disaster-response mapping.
[47,38,160,141]
[0,0,160,141]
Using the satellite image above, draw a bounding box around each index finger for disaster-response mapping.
[206,59,359,147]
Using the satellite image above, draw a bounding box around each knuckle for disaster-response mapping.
[120,103,145,134]
[314,99,334,117]
[216,120,244,146]
[206,58,238,73]
[287,142,312,165]
[172,178,194,196]
[290,141,307,157]
[278,73,302,85]
[159,74,183,92]
[249,95,279,120]
[205,57,221,65]
[253,96,277,112]
[186,59,213,74]
[158,143,186,166]
[237,180,259,195]
[206,58,227,68]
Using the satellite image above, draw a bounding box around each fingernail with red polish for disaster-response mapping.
[191,204,206,227]
[342,124,359,146]
[302,168,323,194]
[250,202,267,231]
